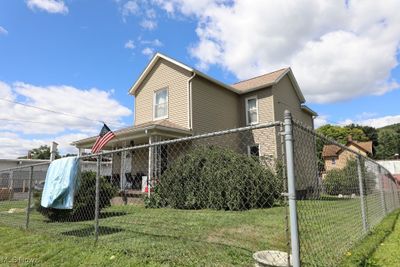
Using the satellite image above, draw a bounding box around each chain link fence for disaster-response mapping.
[291,119,400,267]
[0,111,399,266]
[0,122,291,266]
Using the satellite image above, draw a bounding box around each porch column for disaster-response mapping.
[120,150,126,190]
[147,135,153,197]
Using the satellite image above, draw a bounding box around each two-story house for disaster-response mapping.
[72,53,317,190]
[322,136,373,174]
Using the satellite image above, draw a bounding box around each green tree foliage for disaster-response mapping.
[18,145,60,160]
[323,159,375,195]
[347,124,379,147]
[317,124,369,144]
[375,129,400,160]
[35,171,117,221]
[145,146,282,211]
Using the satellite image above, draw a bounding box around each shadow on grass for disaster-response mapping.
[62,226,123,237]
[42,211,127,223]
[96,227,255,254]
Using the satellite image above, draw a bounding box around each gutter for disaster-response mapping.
[187,72,196,129]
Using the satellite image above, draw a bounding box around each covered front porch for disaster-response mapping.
[72,120,192,194]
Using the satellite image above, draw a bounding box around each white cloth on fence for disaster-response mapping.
[41,157,80,209]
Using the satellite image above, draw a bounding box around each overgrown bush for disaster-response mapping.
[35,171,117,221]
[323,159,375,196]
[145,146,282,211]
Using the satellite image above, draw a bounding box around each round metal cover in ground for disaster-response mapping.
[253,250,292,267]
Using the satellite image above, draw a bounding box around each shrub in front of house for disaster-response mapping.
[145,146,282,211]
[323,159,375,196]
[35,171,117,222]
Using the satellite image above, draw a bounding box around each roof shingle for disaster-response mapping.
[231,68,289,91]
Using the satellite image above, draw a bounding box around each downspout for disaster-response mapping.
[187,72,196,130]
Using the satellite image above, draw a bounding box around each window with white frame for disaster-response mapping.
[153,88,168,119]
[247,144,260,157]
[245,96,258,125]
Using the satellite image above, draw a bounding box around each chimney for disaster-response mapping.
[347,135,353,142]
[50,141,59,161]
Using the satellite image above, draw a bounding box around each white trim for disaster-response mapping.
[129,53,193,95]
[245,95,259,125]
[153,87,169,120]
[187,72,196,129]
[247,144,260,157]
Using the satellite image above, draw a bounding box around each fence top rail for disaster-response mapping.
[291,119,398,182]
[0,161,50,173]
[0,121,282,172]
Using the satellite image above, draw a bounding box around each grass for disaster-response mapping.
[0,200,287,266]
[0,195,397,266]
[337,209,399,267]
[364,211,400,267]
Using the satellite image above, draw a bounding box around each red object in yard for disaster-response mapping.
[144,186,154,193]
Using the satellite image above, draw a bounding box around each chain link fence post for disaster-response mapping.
[378,166,387,215]
[356,155,368,233]
[25,165,34,229]
[94,154,102,243]
[284,110,300,267]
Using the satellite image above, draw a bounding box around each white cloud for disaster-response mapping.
[0,132,88,158]
[122,0,139,17]
[156,0,400,103]
[0,81,132,158]
[0,26,8,35]
[142,47,155,58]
[140,19,157,30]
[314,115,329,128]
[341,115,400,128]
[26,0,68,14]
[124,39,135,49]
[140,38,163,47]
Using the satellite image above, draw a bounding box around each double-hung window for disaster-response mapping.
[154,88,168,120]
[245,96,259,125]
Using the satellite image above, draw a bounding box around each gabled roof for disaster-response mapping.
[351,141,373,154]
[128,53,242,95]
[128,53,306,103]
[322,140,373,158]
[232,68,288,90]
[322,144,342,158]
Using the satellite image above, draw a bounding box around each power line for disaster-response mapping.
[0,98,123,127]
[0,118,57,125]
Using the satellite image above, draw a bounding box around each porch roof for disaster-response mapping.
[71,120,192,149]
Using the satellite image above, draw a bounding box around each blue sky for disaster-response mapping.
[0,0,399,157]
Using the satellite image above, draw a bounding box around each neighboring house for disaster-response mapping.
[72,53,317,190]
[0,158,112,191]
[322,136,373,173]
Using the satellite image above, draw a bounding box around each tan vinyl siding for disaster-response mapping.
[239,88,278,159]
[272,75,313,127]
[191,76,240,134]
[272,75,316,190]
[134,58,191,129]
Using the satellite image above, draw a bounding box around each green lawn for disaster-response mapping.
[367,212,400,267]
[0,196,397,266]
[0,201,287,266]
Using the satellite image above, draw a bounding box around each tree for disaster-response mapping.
[375,129,400,160]
[18,145,60,160]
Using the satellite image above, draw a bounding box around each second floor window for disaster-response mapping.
[245,96,258,125]
[154,88,168,119]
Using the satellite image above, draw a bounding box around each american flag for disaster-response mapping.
[91,124,115,153]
